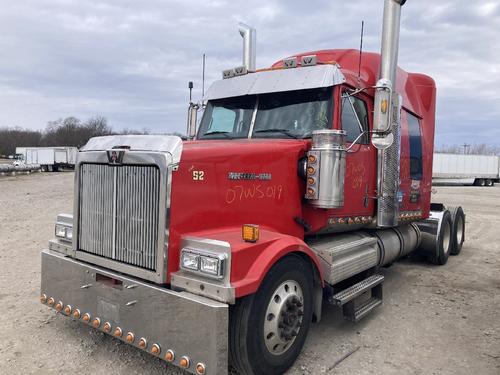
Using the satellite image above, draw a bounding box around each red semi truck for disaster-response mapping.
[40,1,466,374]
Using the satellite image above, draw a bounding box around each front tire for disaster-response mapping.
[229,255,314,375]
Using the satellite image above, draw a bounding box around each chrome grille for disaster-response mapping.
[78,163,161,270]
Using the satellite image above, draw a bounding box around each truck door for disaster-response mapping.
[339,91,376,216]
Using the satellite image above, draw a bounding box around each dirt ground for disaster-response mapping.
[0,172,499,375]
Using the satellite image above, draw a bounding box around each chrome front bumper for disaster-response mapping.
[40,250,228,375]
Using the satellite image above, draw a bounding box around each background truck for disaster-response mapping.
[39,1,467,374]
[15,146,77,171]
[432,153,500,186]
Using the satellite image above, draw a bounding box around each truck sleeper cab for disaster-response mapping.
[40,3,467,375]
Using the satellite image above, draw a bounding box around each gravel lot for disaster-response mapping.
[1,172,499,374]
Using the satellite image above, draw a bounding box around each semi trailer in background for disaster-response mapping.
[15,147,78,171]
[433,153,500,186]
[39,1,468,375]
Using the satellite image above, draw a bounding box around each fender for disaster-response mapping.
[185,226,324,298]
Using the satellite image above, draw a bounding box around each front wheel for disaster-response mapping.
[229,255,313,375]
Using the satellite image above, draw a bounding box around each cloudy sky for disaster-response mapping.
[0,0,499,146]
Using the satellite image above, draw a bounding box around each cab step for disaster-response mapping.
[330,274,384,322]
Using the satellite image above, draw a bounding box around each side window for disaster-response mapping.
[341,94,369,144]
[407,112,423,180]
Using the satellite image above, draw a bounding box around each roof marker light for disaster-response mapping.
[283,57,297,68]
[301,55,317,66]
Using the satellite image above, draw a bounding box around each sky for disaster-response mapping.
[0,0,499,147]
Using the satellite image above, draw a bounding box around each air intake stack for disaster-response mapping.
[373,0,407,227]
[238,23,257,72]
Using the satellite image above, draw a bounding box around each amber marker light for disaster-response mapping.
[307,166,315,175]
[381,99,388,114]
[73,309,81,319]
[125,332,135,343]
[196,363,206,375]
[40,294,47,304]
[307,155,317,164]
[113,327,123,337]
[179,356,190,369]
[138,338,147,349]
[151,344,161,356]
[55,301,63,312]
[103,322,111,333]
[82,313,91,323]
[63,305,72,315]
[307,177,315,185]
[47,297,55,306]
[165,349,175,362]
[92,318,101,328]
[242,224,259,243]
[307,188,315,197]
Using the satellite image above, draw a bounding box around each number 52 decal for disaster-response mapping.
[192,170,205,181]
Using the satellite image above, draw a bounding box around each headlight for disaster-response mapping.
[55,225,67,238]
[180,248,226,279]
[181,251,199,270]
[66,227,73,240]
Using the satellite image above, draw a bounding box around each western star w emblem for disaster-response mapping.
[107,150,125,165]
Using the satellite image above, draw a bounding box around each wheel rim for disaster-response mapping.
[442,220,451,255]
[263,280,304,356]
[456,215,464,244]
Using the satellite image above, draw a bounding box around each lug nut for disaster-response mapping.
[138,338,147,349]
[92,318,101,328]
[179,356,190,369]
[125,332,134,343]
[165,349,175,362]
[82,313,91,323]
[63,305,72,315]
[113,327,123,337]
[151,344,161,355]
[103,322,112,333]
[40,294,47,304]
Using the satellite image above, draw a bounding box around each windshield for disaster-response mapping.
[197,87,333,140]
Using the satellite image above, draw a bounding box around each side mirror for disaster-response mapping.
[372,79,398,150]
[186,103,199,139]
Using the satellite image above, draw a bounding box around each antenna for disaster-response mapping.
[188,81,193,104]
[202,53,206,99]
[358,20,365,81]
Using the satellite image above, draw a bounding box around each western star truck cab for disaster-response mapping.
[40,1,466,374]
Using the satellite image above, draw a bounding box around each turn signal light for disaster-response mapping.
[151,344,161,355]
[196,363,206,374]
[242,224,259,243]
[82,313,91,323]
[381,99,388,114]
[138,338,147,349]
[114,327,123,337]
[73,309,81,319]
[165,349,175,362]
[125,332,135,343]
[103,322,112,333]
[47,297,55,306]
[92,318,101,328]
[179,356,190,369]
[40,294,47,304]
[63,305,72,315]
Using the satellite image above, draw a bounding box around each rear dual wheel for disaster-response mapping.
[449,206,465,255]
[229,256,313,375]
[428,210,452,265]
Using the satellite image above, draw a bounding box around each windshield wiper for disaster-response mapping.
[203,131,234,139]
[254,129,300,139]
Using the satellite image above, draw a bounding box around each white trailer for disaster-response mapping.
[432,153,500,186]
[15,147,78,172]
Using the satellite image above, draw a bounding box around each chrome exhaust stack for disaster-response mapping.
[373,0,407,227]
[238,23,256,72]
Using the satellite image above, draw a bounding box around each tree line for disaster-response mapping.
[0,116,179,157]
[435,144,500,156]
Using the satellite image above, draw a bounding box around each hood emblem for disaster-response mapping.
[107,150,125,165]
[228,172,272,181]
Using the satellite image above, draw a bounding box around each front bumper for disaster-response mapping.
[40,250,228,375]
